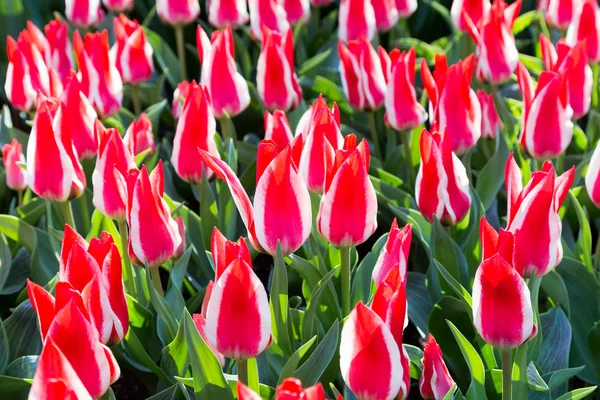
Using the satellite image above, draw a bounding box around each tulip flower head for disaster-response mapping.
[264,110,294,149]
[237,382,263,400]
[5,36,36,111]
[395,0,418,17]
[172,80,192,118]
[338,0,376,42]
[372,0,400,32]
[2,139,27,192]
[65,0,104,28]
[285,0,310,26]
[276,378,328,399]
[477,90,503,139]
[419,335,456,399]
[103,0,134,13]
[157,0,201,26]
[451,0,490,31]
[112,15,154,84]
[544,0,575,28]
[249,0,290,40]
[44,18,74,81]
[566,0,600,63]
[372,219,412,287]
[208,0,249,28]
[124,113,157,157]
[586,140,600,208]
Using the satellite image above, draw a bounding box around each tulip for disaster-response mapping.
[264,110,294,150]
[172,80,192,118]
[566,0,600,63]
[208,0,249,28]
[285,0,310,25]
[416,128,471,226]
[173,216,187,259]
[65,0,104,28]
[5,36,36,111]
[192,281,226,367]
[92,123,136,221]
[372,219,412,287]
[544,0,574,28]
[237,382,263,400]
[462,0,521,84]
[379,47,427,132]
[17,30,50,95]
[103,0,134,13]
[211,227,252,279]
[477,90,503,139]
[249,0,290,41]
[24,21,50,62]
[2,139,27,192]
[295,94,342,142]
[451,0,490,31]
[59,71,99,160]
[338,36,387,111]
[587,141,600,208]
[44,18,74,82]
[48,69,64,98]
[396,0,417,17]
[196,25,251,118]
[504,154,574,278]
[257,27,302,111]
[156,0,201,25]
[516,63,573,160]
[73,30,123,118]
[419,335,456,399]
[338,0,376,42]
[112,15,154,85]
[171,81,220,184]
[124,113,157,156]
[276,378,327,399]
[540,34,592,119]
[421,54,481,154]
[340,302,403,400]
[27,95,86,202]
[372,0,399,32]
[200,140,312,256]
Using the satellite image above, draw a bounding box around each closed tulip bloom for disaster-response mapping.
[318,135,377,247]
[285,0,310,25]
[276,378,327,399]
[171,82,219,184]
[157,0,201,25]
[586,140,600,208]
[422,54,481,154]
[237,382,263,400]
[517,63,573,160]
[5,36,36,111]
[295,94,342,142]
[208,0,249,28]
[200,140,311,255]
[103,0,134,13]
[340,302,402,400]
[265,110,294,149]
[339,37,387,111]
[74,30,123,118]
[338,0,376,42]
[505,155,574,277]
[257,27,302,111]
[396,0,417,17]
[463,0,521,84]
[380,47,427,131]
[24,21,50,62]
[372,219,412,287]
[197,25,250,118]
[124,113,157,156]
[112,15,154,84]
[477,90,503,139]
[211,227,252,279]
[2,139,27,192]
[249,0,290,40]
[566,0,600,63]
[540,34,592,119]
[92,123,136,221]
[27,96,86,202]
[126,162,183,267]
[416,129,471,226]
[45,19,74,82]
[372,0,399,32]
[451,0,490,30]
[172,80,192,118]
[419,335,456,399]
[545,0,575,28]
[65,0,105,28]
[17,30,50,96]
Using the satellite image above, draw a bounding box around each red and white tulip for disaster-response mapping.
[249,0,290,41]
[157,0,201,26]
[124,113,157,157]
[566,0,600,63]
[103,0,134,13]
[264,110,294,150]
[338,0,376,42]
[451,0,490,31]
[65,0,104,28]
[208,0,249,28]
[112,15,154,85]
[44,18,74,82]
[2,139,27,192]
[477,90,503,139]
[372,219,412,287]
[419,335,456,399]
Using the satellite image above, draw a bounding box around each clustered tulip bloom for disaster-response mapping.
[566,0,600,63]
[2,139,27,192]
[477,90,503,139]
[157,0,201,26]
[338,0,376,42]
[44,18,74,82]
[124,113,157,156]
[372,219,412,287]
[419,335,456,399]
[112,15,155,85]
[264,110,294,149]
[249,0,290,40]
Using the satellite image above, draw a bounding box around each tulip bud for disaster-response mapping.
[285,0,310,25]
[505,154,574,278]
[396,0,417,17]
[112,15,154,85]
[338,0,376,42]
[340,302,403,400]
[419,335,456,399]
[65,0,105,28]
[295,94,342,142]
[197,25,251,118]
[276,378,327,399]
[172,81,192,118]
[544,0,574,28]
[372,219,412,287]
[103,0,134,13]
[249,0,290,41]
[451,0,490,31]
[264,110,294,150]
[2,139,27,192]
[422,54,481,154]
[208,0,249,28]
[211,227,252,279]
[24,21,50,62]
[477,90,503,139]
[5,36,36,111]
[157,0,201,26]
[380,47,428,131]
[126,162,183,267]
[372,0,399,32]
[318,135,378,247]
[463,0,521,84]
[124,113,157,156]
[517,63,573,160]
[171,82,220,184]
[338,37,387,111]
[44,18,74,82]
[566,0,600,63]
[540,34,593,119]
[416,129,471,226]
[74,30,123,118]
[257,27,302,111]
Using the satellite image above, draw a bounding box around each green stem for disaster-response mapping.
[219,117,231,143]
[130,84,142,115]
[400,129,415,184]
[340,246,351,317]
[529,274,541,316]
[535,158,545,171]
[59,201,75,230]
[17,190,23,207]
[150,266,164,297]
[174,25,188,81]
[118,220,137,298]
[237,358,248,386]
[501,349,513,400]
[367,112,381,159]
[594,235,600,271]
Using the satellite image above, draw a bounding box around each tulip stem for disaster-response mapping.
[130,84,142,115]
[401,129,415,184]
[594,235,600,271]
[340,246,351,317]
[367,112,381,159]
[118,220,138,298]
[174,26,188,81]
[150,266,165,297]
[237,358,248,386]
[501,349,513,400]
[60,201,75,230]
[219,117,232,143]
[17,190,23,207]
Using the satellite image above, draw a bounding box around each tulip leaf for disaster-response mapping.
[351,233,387,307]
[198,169,218,252]
[145,265,179,345]
[277,336,316,385]
[294,320,340,386]
[447,320,486,400]
[144,28,182,87]
[538,307,572,377]
[404,344,424,379]
[527,362,549,392]
[118,327,172,382]
[433,260,472,310]
[161,314,189,378]
[270,242,293,356]
[567,192,593,272]
[406,272,434,338]
[545,366,586,391]
[511,344,528,399]
[475,133,510,211]
[5,355,37,379]
[540,270,570,317]
[302,266,338,344]
[433,218,469,292]
[182,310,234,400]
[0,376,31,397]
[555,386,598,400]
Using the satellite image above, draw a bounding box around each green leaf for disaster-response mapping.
[406,272,433,338]
[404,344,424,379]
[301,267,338,344]
[540,270,570,317]
[511,344,528,399]
[475,133,509,210]
[145,265,179,345]
[350,234,387,307]
[393,37,445,61]
[277,336,316,385]
[567,192,593,271]
[433,219,468,291]
[0,376,31,397]
[555,386,598,400]
[546,366,586,391]
[294,320,340,386]
[144,28,182,87]
[182,310,233,400]
[512,10,539,35]
[0,0,23,15]
[297,48,332,75]
[433,260,472,310]
[447,320,486,400]
[527,362,549,392]
[245,358,260,395]
[538,307,571,375]
[161,316,189,378]
[5,356,37,379]
[119,328,172,382]
[0,301,41,366]
[271,243,293,356]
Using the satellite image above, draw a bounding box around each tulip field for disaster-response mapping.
[3,0,600,398]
